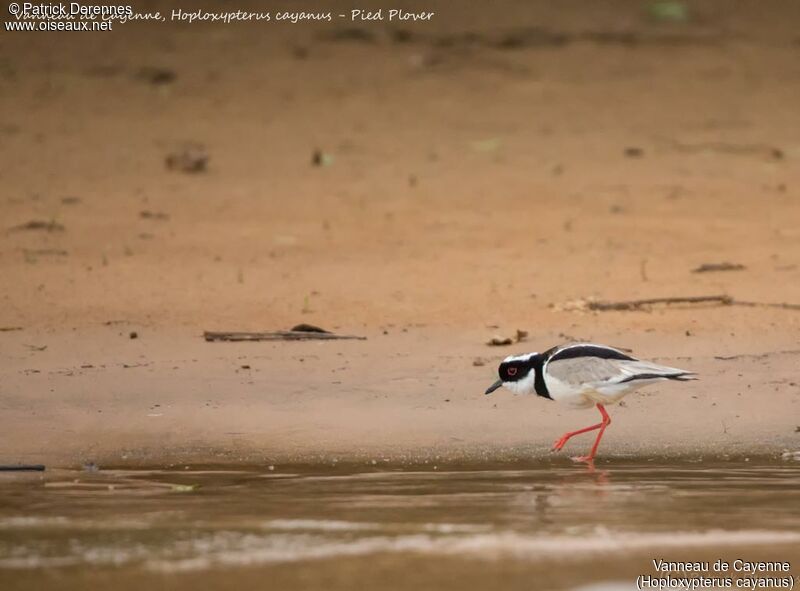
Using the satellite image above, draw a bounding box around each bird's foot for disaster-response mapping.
[570,455,595,463]
[551,437,570,452]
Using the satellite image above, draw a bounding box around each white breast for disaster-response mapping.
[543,373,597,408]
[503,372,537,395]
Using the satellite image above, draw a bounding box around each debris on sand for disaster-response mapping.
[311,149,334,167]
[624,147,644,158]
[391,29,414,43]
[291,46,309,59]
[692,262,746,273]
[9,220,65,232]
[140,210,170,221]
[646,1,689,23]
[553,295,733,312]
[0,464,45,471]
[555,294,800,313]
[23,249,68,263]
[204,325,366,342]
[487,329,528,347]
[290,323,329,333]
[473,358,486,366]
[135,67,177,85]
[24,248,67,255]
[166,143,208,173]
[493,27,570,50]
[0,327,23,332]
[587,295,734,311]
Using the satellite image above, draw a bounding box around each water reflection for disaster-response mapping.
[0,459,798,590]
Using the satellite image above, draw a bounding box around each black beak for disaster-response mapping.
[485,379,503,395]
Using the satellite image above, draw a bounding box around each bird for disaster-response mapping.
[484,343,695,462]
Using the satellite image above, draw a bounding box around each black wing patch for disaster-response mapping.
[619,372,692,383]
[548,344,636,363]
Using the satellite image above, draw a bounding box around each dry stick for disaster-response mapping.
[692,262,746,273]
[587,295,800,312]
[204,331,366,342]
[715,349,800,361]
[587,295,733,311]
[733,300,800,311]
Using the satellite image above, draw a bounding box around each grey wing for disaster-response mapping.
[545,357,693,387]
[545,357,627,387]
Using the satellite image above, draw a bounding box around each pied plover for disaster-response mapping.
[485,343,695,461]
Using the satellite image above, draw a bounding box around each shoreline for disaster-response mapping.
[2,1,800,469]
[2,328,798,469]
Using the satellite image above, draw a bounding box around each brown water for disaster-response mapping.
[0,459,798,590]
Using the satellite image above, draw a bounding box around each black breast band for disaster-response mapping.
[530,354,552,400]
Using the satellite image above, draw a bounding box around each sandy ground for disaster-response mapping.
[1,0,800,466]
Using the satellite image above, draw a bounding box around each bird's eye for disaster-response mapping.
[507,367,517,376]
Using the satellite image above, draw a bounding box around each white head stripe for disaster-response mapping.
[503,352,538,363]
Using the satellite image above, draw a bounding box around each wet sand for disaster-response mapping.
[2,0,800,466]
[1,327,799,466]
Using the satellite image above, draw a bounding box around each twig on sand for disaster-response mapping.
[0,465,45,471]
[691,262,746,273]
[558,294,800,313]
[732,300,800,311]
[8,220,64,233]
[587,295,733,311]
[204,325,366,342]
[714,349,800,361]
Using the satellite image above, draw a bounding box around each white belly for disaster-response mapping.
[545,374,663,408]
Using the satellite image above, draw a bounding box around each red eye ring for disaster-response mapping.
[507,367,518,376]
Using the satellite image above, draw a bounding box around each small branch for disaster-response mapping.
[587,295,733,311]
[732,300,800,311]
[714,349,800,361]
[572,294,800,313]
[0,465,45,471]
[204,331,366,342]
[692,262,745,273]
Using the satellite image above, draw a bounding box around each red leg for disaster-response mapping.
[572,404,611,462]
[551,421,603,451]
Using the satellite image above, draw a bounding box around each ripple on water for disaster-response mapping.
[0,461,798,581]
[1,528,799,572]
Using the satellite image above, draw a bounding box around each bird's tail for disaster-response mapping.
[667,373,698,381]
[616,360,697,383]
